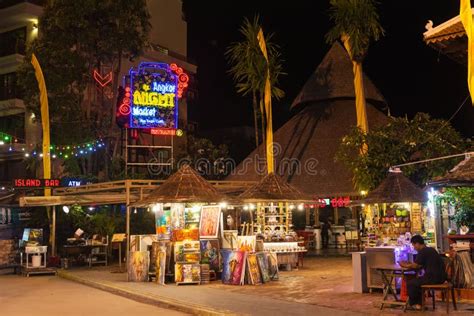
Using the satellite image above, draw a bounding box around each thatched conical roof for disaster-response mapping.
[238,173,312,203]
[133,164,226,206]
[291,42,386,110]
[429,153,474,187]
[362,169,426,204]
[227,43,389,197]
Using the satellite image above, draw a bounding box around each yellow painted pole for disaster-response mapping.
[31,53,51,194]
[257,28,274,174]
[460,0,474,105]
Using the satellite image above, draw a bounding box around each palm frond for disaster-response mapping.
[326,0,384,60]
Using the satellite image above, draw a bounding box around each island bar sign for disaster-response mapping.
[14,178,61,188]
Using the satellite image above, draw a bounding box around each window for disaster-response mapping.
[0,27,26,57]
[0,113,25,140]
[0,72,19,100]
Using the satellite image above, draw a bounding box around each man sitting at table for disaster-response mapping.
[400,235,446,310]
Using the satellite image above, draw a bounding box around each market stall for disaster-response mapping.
[130,164,227,285]
[237,173,311,271]
[357,168,427,290]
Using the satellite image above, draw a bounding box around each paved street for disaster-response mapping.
[0,275,186,316]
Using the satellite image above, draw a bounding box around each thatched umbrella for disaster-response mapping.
[238,172,313,203]
[362,169,426,204]
[132,164,226,207]
[429,153,474,187]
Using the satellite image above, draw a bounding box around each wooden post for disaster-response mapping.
[334,207,339,225]
[315,207,320,226]
[125,180,130,281]
[52,205,56,256]
[305,207,310,226]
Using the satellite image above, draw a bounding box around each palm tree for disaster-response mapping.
[226,16,285,148]
[326,0,384,135]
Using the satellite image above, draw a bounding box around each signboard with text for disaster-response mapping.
[126,62,189,130]
[13,178,61,188]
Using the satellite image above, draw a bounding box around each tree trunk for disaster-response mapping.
[252,90,259,147]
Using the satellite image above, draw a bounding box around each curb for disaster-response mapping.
[57,270,238,316]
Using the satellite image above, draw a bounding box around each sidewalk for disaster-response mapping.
[57,257,474,315]
[58,267,361,316]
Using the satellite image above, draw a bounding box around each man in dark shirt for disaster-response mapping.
[400,235,447,310]
[321,219,331,249]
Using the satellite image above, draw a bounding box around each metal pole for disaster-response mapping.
[125,180,130,281]
[391,152,473,169]
[52,205,56,256]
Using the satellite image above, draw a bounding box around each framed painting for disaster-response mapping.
[256,252,270,283]
[222,230,238,250]
[267,252,279,280]
[237,236,256,252]
[199,205,221,239]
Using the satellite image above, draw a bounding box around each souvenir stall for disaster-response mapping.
[358,168,427,290]
[428,153,474,297]
[130,164,227,285]
[236,173,310,272]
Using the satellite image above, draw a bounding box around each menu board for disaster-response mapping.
[411,203,422,233]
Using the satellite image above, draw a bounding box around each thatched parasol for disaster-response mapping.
[429,153,474,187]
[362,169,426,204]
[132,164,226,206]
[238,172,313,203]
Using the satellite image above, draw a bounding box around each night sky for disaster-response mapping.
[183,0,474,138]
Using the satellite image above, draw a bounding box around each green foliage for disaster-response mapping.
[336,113,470,191]
[443,188,474,230]
[17,0,150,162]
[326,0,384,60]
[226,16,285,100]
[177,135,230,180]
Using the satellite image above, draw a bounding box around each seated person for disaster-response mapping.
[400,235,446,310]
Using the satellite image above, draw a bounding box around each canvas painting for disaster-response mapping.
[221,250,246,285]
[128,251,150,282]
[156,246,167,285]
[237,235,256,252]
[184,207,201,229]
[170,204,185,230]
[172,228,199,241]
[267,252,279,280]
[174,241,200,263]
[200,239,220,271]
[199,206,221,239]
[222,230,238,250]
[175,263,201,284]
[246,253,262,285]
[155,210,171,239]
[256,252,270,283]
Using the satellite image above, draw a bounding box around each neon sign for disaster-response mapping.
[125,62,189,130]
[93,70,112,87]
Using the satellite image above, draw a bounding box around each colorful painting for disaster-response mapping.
[174,241,200,263]
[172,228,199,242]
[246,254,262,285]
[175,263,201,284]
[156,246,167,285]
[221,250,246,285]
[237,236,256,252]
[170,204,185,230]
[130,234,159,252]
[184,207,201,229]
[200,239,220,271]
[128,251,150,282]
[256,252,270,283]
[222,230,238,250]
[199,206,221,239]
[267,252,279,280]
[155,210,171,239]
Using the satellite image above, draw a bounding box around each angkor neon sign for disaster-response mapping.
[126,62,189,129]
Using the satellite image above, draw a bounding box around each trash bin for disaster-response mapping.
[32,255,41,268]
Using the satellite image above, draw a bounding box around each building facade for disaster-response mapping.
[0,0,196,183]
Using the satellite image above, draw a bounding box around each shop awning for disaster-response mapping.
[19,194,140,207]
[423,10,473,64]
[429,153,474,187]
